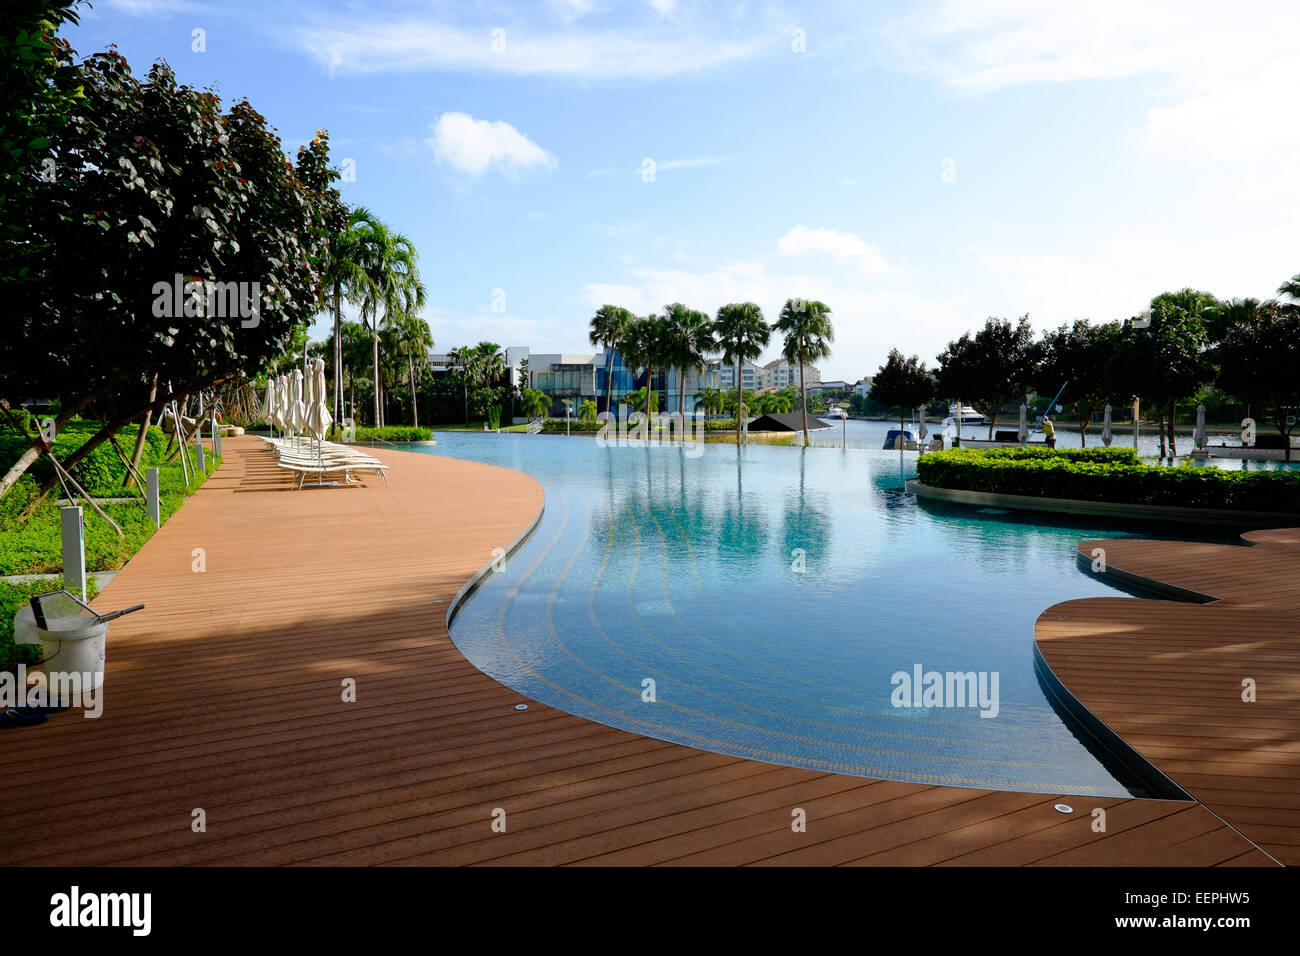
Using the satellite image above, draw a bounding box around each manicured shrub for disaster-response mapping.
[350,426,433,442]
[916,448,1300,512]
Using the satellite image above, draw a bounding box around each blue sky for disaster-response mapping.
[70,1,1300,381]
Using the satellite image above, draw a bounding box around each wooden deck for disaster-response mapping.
[1035,530,1300,866]
[0,437,1272,866]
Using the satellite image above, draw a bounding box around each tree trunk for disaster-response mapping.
[410,354,419,428]
[605,344,615,416]
[122,374,158,490]
[1158,411,1167,458]
[0,400,88,501]
[333,282,342,438]
[679,366,687,424]
[1168,400,1178,457]
[736,358,743,447]
[371,312,382,428]
[799,361,809,447]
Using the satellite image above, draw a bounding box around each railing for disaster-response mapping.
[526,419,544,435]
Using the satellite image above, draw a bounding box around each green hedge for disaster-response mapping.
[350,426,433,442]
[916,447,1300,512]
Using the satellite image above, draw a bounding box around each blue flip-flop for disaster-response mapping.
[0,706,52,728]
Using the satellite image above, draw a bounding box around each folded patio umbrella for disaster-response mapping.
[1018,404,1029,443]
[307,358,333,441]
[290,368,307,436]
[1194,404,1207,450]
[917,408,928,440]
[1101,404,1113,447]
[272,375,288,433]
[262,378,276,432]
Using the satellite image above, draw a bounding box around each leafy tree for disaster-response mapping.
[935,315,1036,438]
[1033,320,1122,446]
[1216,300,1300,458]
[588,305,634,413]
[2,50,328,501]
[713,302,769,445]
[774,298,834,446]
[578,399,598,425]
[869,349,936,432]
[1129,288,1219,457]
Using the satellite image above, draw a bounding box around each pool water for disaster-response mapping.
[421,431,1231,797]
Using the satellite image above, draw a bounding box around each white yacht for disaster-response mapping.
[943,403,986,427]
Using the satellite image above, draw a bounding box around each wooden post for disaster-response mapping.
[61,505,86,602]
[146,467,160,528]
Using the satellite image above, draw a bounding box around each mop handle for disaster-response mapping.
[95,604,146,624]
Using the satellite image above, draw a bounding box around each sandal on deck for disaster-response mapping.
[0,706,53,729]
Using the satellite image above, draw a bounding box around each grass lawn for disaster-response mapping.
[1,417,220,671]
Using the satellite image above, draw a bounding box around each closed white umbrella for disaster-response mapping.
[917,407,928,440]
[271,376,287,432]
[307,358,333,441]
[262,378,276,436]
[1101,404,1113,447]
[1018,404,1029,443]
[1194,404,1207,450]
[290,368,307,444]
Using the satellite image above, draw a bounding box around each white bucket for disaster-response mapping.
[12,603,108,705]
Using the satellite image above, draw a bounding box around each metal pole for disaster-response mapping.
[146,467,160,528]
[61,505,86,602]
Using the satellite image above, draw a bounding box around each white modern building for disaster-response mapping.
[760,358,820,390]
[711,359,762,392]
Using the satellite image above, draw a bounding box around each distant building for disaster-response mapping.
[710,359,761,392]
[760,358,820,390]
[855,378,873,398]
[807,380,848,392]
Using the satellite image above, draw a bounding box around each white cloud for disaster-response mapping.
[101,0,199,14]
[426,113,556,177]
[649,0,679,15]
[654,156,727,172]
[293,17,767,79]
[776,225,899,278]
[882,1,1300,193]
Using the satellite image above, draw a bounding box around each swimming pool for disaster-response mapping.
[421,432,1227,797]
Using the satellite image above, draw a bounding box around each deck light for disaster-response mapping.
[515,704,528,711]
[1054,804,1073,814]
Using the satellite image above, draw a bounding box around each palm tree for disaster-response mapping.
[474,342,506,390]
[354,219,426,427]
[588,305,634,414]
[578,399,598,425]
[325,206,377,434]
[521,387,550,421]
[696,387,724,417]
[663,303,716,421]
[626,386,659,416]
[774,298,834,446]
[1279,273,1300,302]
[446,346,473,424]
[393,316,434,427]
[712,302,770,446]
[618,316,657,415]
